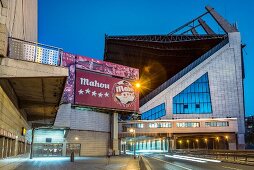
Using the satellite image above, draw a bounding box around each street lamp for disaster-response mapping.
[179,140,182,149]
[196,139,199,149]
[129,128,136,159]
[225,136,229,150]
[187,140,190,150]
[216,137,219,150]
[204,138,208,150]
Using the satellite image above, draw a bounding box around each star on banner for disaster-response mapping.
[92,91,97,96]
[98,92,103,97]
[78,89,84,95]
[85,88,90,94]
[104,92,109,97]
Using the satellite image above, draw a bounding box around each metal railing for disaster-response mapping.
[169,149,254,165]
[8,37,63,66]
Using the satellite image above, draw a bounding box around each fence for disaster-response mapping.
[8,38,63,66]
[169,149,254,165]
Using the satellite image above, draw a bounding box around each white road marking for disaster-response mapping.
[147,155,192,170]
[165,155,206,163]
[170,154,221,163]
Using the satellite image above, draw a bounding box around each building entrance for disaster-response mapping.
[33,143,63,157]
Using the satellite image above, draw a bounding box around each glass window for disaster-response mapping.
[172,73,212,114]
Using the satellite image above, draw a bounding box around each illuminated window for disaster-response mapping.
[205,121,229,127]
[141,103,166,120]
[176,122,200,128]
[173,73,212,114]
[149,122,172,128]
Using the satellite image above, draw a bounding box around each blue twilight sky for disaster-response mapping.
[39,0,254,116]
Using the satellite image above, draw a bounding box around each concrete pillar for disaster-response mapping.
[14,137,19,156]
[111,112,119,155]
[0,24,8,57]
[62,141,67,156]
[11,139,15,156]
[7,139,11,157]
[170,136,176,150]
[0,137,4,158]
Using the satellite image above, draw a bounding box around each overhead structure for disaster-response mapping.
[104,6,238,101]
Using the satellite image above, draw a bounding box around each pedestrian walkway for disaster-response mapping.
[0,154,29,170]
[13,155,139,170]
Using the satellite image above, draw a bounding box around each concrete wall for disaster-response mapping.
[0,0,37,42]
[140,33,245,148]
[66,130,110,156]
[55,104,110,132]
[0,85,29,137]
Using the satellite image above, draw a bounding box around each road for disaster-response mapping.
[143,154,253,170]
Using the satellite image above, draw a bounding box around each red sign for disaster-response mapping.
[75,69,139,111]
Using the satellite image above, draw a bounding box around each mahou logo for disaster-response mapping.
[113,80,136,107]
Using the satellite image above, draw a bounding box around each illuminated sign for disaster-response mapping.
[21,127,26,136]
[75,69,139,111]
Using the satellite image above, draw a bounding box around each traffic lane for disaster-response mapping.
[144,154,254,170]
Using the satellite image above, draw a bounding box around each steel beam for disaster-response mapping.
[168,11,209,35]
[198,18,215,34]
[205,6,237,33]
[191,28,198,35]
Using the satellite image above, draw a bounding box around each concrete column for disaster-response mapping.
[14,137,19,156]
[111,112,119,155]
[0,24,8,57]
[11,139,15,156]
[62,141,67,156]
[0,137,4,158]
[7,139,12,157]
[170,137,176,150]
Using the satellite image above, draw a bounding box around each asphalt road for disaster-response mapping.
[144,154,254,170]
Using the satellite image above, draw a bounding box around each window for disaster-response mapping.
[205,121,229,127]
[176,122,200,128]
[141,103,166,120]
[173,73,212,114]
[149,122,172,128]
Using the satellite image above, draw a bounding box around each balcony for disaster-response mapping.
[8,37,63,66]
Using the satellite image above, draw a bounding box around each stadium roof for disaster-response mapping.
[104,6,238,106]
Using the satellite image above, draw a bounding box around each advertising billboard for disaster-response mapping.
[61,52,139,105]
[75,69,139,111]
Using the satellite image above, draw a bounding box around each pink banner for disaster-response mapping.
[75,69,139,111]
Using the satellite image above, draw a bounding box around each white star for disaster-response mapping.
[78,89,84,95]
[85,88,90,94]
[104,92,109,97]
[92,91,97,96]
[98,92,103,97]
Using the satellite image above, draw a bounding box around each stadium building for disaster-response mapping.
[104,6,245,151]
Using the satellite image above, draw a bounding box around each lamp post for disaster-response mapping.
[216,137,219,150]
[187,140,190,150]
[204,138,208,150]
[225,136,229,150]
[129,128,136,159]
[179,140,182,149]
[196,139,199,149]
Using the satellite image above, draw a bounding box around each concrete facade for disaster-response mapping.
[0,0,37,42]
[54,104,112,156]
[140,32,245,149]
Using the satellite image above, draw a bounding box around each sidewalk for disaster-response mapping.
[14,155,140,170]
[0,154,29,170]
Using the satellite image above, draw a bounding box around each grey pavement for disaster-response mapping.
[14,156,139,170]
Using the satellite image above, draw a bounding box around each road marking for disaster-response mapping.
[147,155,192,170]
[165,155,206,163]
[222,166,242,170]
[171,154,221,163]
